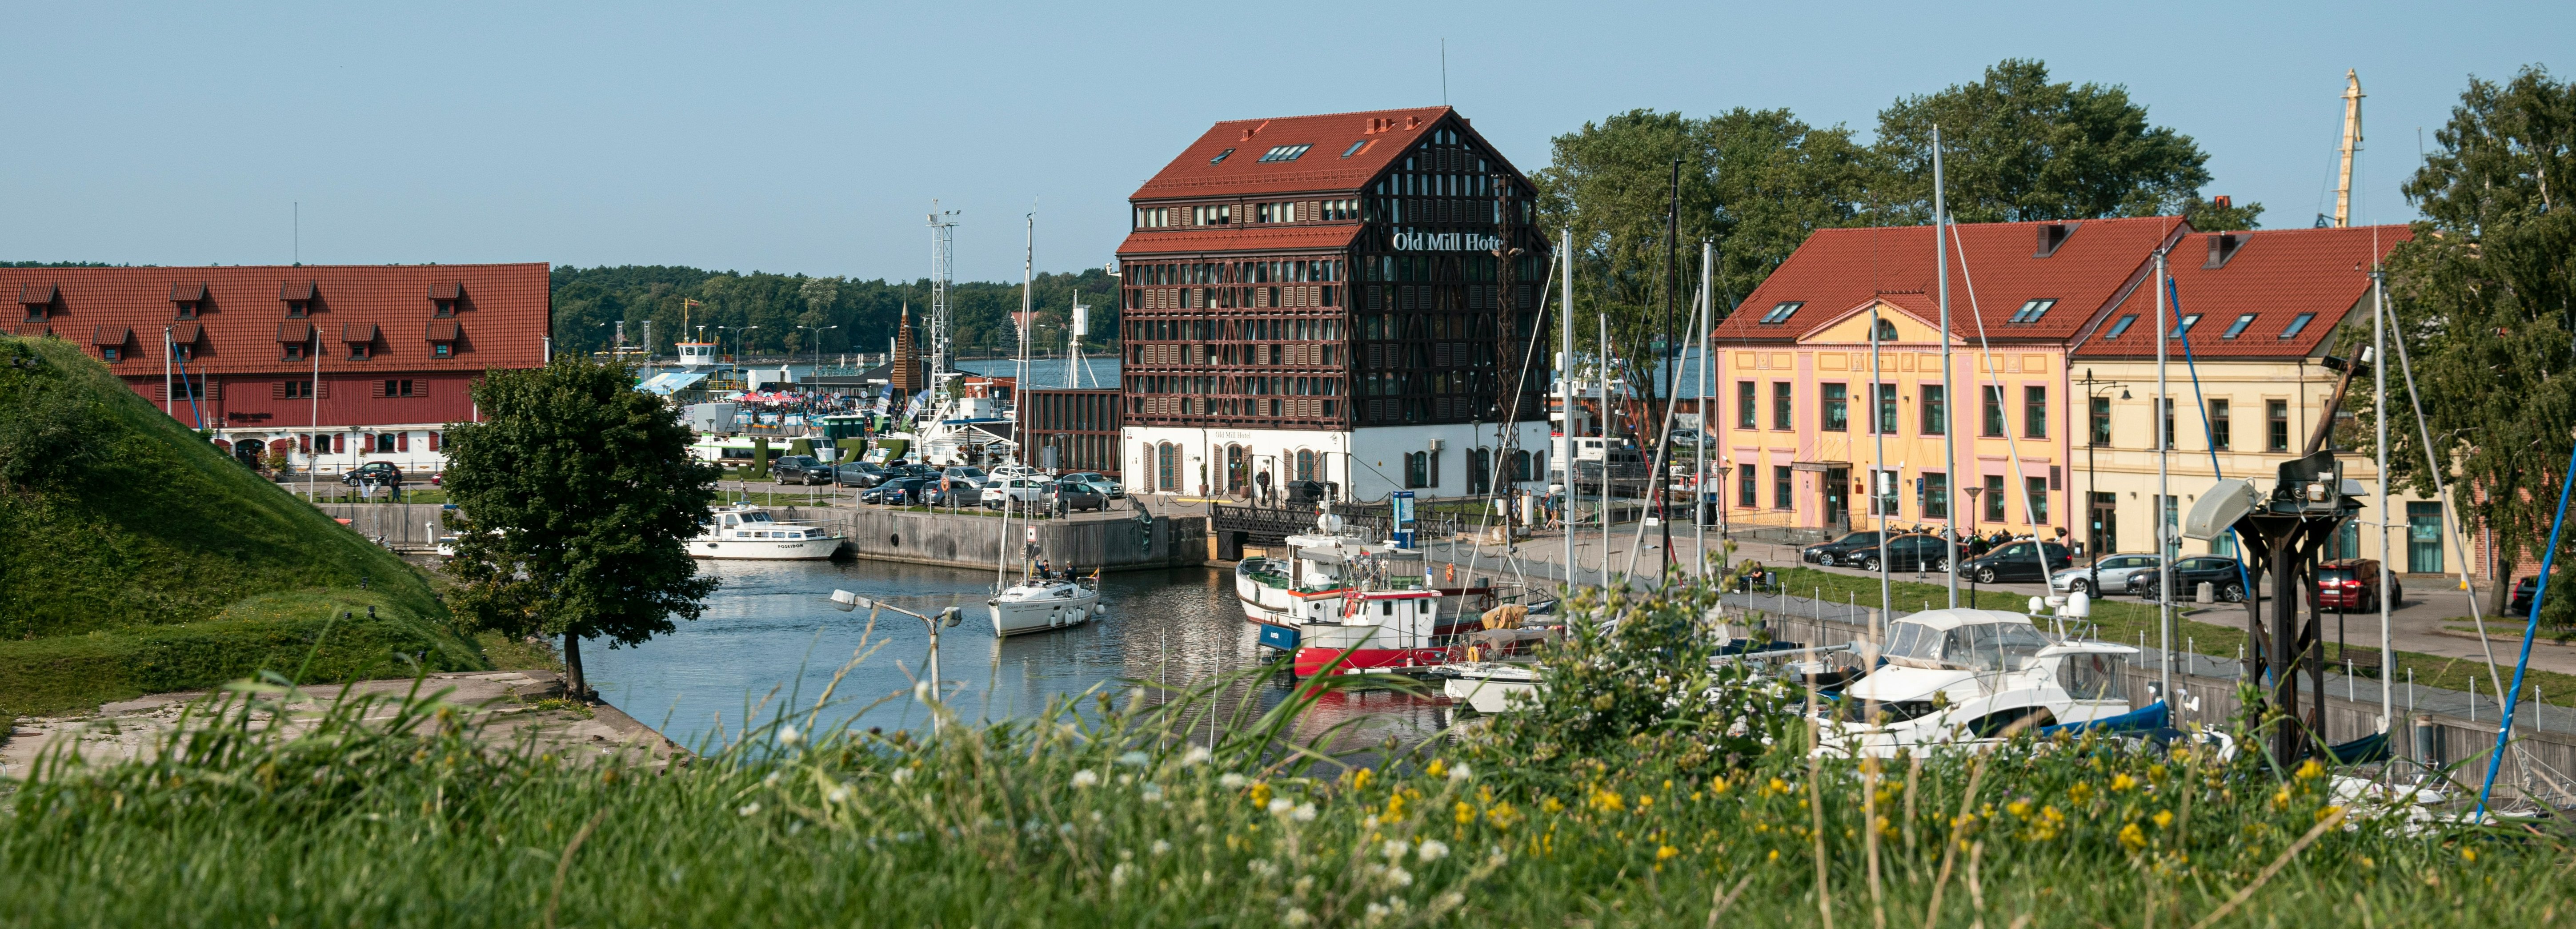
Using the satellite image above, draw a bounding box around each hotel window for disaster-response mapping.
[1773,465,1793,510]
[2209,398,2231,450]
[2007,298,2057,324]
[1984,475,2007,521]
[2222,314,2257,339]
[1919,385,1946,435]
[2279,313,2316,339]
[1875,383,1898,434]
[2160,398,2176,449]
[1981,386,2006,436]
[1920,472,1949,519]
[2267,399,2290,451]
[1821,383,1848,431]
[2090,396,2112,446]
[1757,301,1803,325]
[1771,382,1792,430]
[2103,314,2138,338]
[1736,381,1757,429]
[1739,467,1759,507]
[2023,386,2047,438]
[2025,476,2050,524]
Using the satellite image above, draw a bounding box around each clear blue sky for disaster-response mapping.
[5,2,2563,282]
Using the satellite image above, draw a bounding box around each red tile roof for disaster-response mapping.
[0,263,549,375]
[1714,217,2186,344]
[1130,106,1462,201]
[2071,225,2408,359]
[1115,223,1365,258]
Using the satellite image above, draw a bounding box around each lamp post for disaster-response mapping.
[2077,368,2132,597]
[1963,483,1984,604]
[1712,463,1733,575]
[800,324,840,377]
[831,590,962,733]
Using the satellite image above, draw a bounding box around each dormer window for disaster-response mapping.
[427,318,461,358]
[429,282,463,318]
[2007,298,2057,324]
[280,280,317,318]
[343,322,378,361]
[2034,222,2077,257]
[171,282,208,319]
[1757,302,1802,325]
[172,322,202,361]
[93,326,132,362]
[20,284,57,322]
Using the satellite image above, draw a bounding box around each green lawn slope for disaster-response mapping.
[0,335,487,717]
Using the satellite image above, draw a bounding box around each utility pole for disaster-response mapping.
[2155,247,2174,704]
[1934,125,1958,608]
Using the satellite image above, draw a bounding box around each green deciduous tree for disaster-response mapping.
[2368,65,2576,613]
[1874,59,2237,225]
[441,357,721,696]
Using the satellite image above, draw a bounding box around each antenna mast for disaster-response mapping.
[928,202,961,401]
[2334,70,2365,228]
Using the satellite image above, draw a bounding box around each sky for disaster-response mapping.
[4,1,2565,283]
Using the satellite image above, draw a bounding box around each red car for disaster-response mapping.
[2314,559,2403,612]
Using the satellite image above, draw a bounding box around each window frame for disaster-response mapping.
[2221,314,2257,339]
[1919,384,1946,436]
[1757,301,1803,325]
[1771,381,1793,431]
[1821,382,1848,432]
[1981,385,2006,437]
[2279,313,2315,339]
[2266,399,2291,452]
[2007,298,2057,324]
[2209,398,2231,450]
[1736,381,1757,429]
[2103,314,2138,338]
[1773,464,1794,510]
[2023,386,2048,438]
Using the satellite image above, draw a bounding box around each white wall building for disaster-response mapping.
[1123,421,1550,503]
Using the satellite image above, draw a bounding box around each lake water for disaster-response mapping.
[579,561,1454,750]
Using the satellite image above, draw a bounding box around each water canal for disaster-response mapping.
[579,561,1456,749]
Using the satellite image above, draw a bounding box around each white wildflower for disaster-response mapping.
[1292,802,1317,822]
[913,680,933,703]
[776,724,801,746]
[1110,862,1135,888]
[1117,750,1151,767]
[1282,907,1312,926]
[889,768,914,784]
[763,771,782,788]
[1386,865,1413,887]
[1386,896,1409,915]
[1292,875,1315,897]
[1181,746,1212,766]
[1436,892,1464,910]
[1364,902,1391,924]
[1118,773,1135,786]
[1415,838,1450,862]
[1140,782,1166,803]
[1070,769,1101,788]
[1382,839,1410,861]
[826,785,849,804]
[1151,839,1172,856]
[1248,858,1278,877]
[1486,844,1509,867]
[1267,797,1295,816]
[737,802,761,816]
[1219,772,1248,789]
[1090,811,1104,824]
[1446,762,1473,782]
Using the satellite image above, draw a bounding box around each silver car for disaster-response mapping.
[2050,554,2162,597]
[1062,471,1124,499]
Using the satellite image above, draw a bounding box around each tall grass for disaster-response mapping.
[2,573,2570,927]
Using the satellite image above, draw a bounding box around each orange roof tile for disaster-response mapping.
[1715,217,2185,344]
[1130,106,1474,201]
[1115,224,1365,257]
[2072,225,2408,360]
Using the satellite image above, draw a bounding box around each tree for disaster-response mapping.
[1873,59,2240,225]
[441,356,721,697]
[2365,65,2576,613]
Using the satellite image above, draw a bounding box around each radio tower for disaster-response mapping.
[927,202,961,403]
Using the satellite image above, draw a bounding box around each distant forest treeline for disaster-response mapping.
[547,265,1123,361]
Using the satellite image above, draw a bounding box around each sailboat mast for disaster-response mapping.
[1697,240,1712,577]
[1560,227,1575,587]
[2374,247,2393,729]
[1934,125,1958,608]
[2155,249,2174,704]
[1020,211,1034,465]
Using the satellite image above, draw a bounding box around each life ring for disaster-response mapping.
[1444,563,1457,584]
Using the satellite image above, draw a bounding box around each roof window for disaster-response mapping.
[1342,139,1369,158]
[1757,302,1803,325]
[2279,313,2316,339]
[1258,144,1312,163]
[1209,148,1234,165]
[2104,314,2138,338]
[2169,314,2202,338]
[2034,222,2077,257]
[2221,314,2257,339]
[2007,298,2057,324]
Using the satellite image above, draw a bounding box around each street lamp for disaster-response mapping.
[1963,484,1984,604]
[831,590,963,732]
[2077,367,2133,597]
[799,324,840,377]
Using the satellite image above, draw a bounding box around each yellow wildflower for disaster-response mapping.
[2316,805,2344,824]
[1767,849,1780,862]
[1249,781,1272,807]
[2118,822,2147,851]
[2152,809,2174,829]
[2270,788,2292,811]
[1656,845,1681,862]
[2463,847,2477,862]
[2109,773,2136,792]
[2296,759,2324,780]
[2005,799,2032,819]
[1426,759,1447,779]
[1635,794,1653,811]
[1765,777,1790,797]
[1386,793,1407,820]
[2069,783,2095,804]
[1540,796,1564,815]
[1588,789,1626,813]
[1352,768,1374,792]
[1454,801,1475,825]
[1710,777,1731,794]
[1486,802,1519,830]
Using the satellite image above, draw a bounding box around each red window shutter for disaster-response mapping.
[319,381,329,399]
[332,434,344,453]
[427,431,440,451]
[272,381,287,399]
[372,380,388,399]
[298,434,310,453]
[396,432,409,452]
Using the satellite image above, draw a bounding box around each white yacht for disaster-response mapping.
[1438,661,1543,713]
[1818,607,2153,758]
[688,505,844,560]
[988,573,1102,637]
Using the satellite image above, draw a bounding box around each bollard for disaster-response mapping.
[2413,715,2444,769]
[2195,581,2215,604]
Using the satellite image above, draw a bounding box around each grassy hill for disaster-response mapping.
[0,335,487,718]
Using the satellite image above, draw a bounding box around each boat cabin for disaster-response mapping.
[704,508,824,541]
[1836,608,2139,743]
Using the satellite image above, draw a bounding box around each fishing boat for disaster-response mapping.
[687,504,843,560]
[987,571,1102,637]
[1292,584,1450,677]
[1816,607,2156,758]
[1235,511,1381,633]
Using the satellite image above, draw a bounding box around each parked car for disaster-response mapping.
[2133,555,2249,603]
[941,466,991,491]
[832,462,887,487]
[1282,479,1332,506]
[1846,533,1958,574]
[1062,472,1125,499]
[859,476,930,506]
[342,462,404,487]
[769,455,833,485]
[2314,559,2404,612]
[1955,540,2074,583]
[2049,554,2162,597]
[1050,479,1108,513]
[1802,531,1885,567]
[981,476,1054,511]
[2506,575,2565,617]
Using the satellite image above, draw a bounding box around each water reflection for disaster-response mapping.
[581,561,1457,750]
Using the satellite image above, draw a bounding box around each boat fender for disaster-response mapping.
[1092,603,1107,615]
[986,599,998,607]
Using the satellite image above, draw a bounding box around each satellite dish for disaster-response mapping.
[2184,479,2259,541]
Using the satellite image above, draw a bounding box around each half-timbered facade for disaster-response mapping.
[1116,106,1552,501]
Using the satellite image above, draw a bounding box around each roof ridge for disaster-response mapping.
[1205,105,1452,126]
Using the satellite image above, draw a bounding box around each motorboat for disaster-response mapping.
[1236,510,1383,643]
[1436,661,1542,713]
[1292,586,1449,677]
[688,504,844,560]
[988,571,1102,637]
[1816,607,2153,757]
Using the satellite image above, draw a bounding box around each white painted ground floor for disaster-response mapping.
[1121,420,1553,503]
[210,423,454,476]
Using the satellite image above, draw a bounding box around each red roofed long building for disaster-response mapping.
[2,263,551,475]
[1116,106,1554,500]
[1708,220,2463,581]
